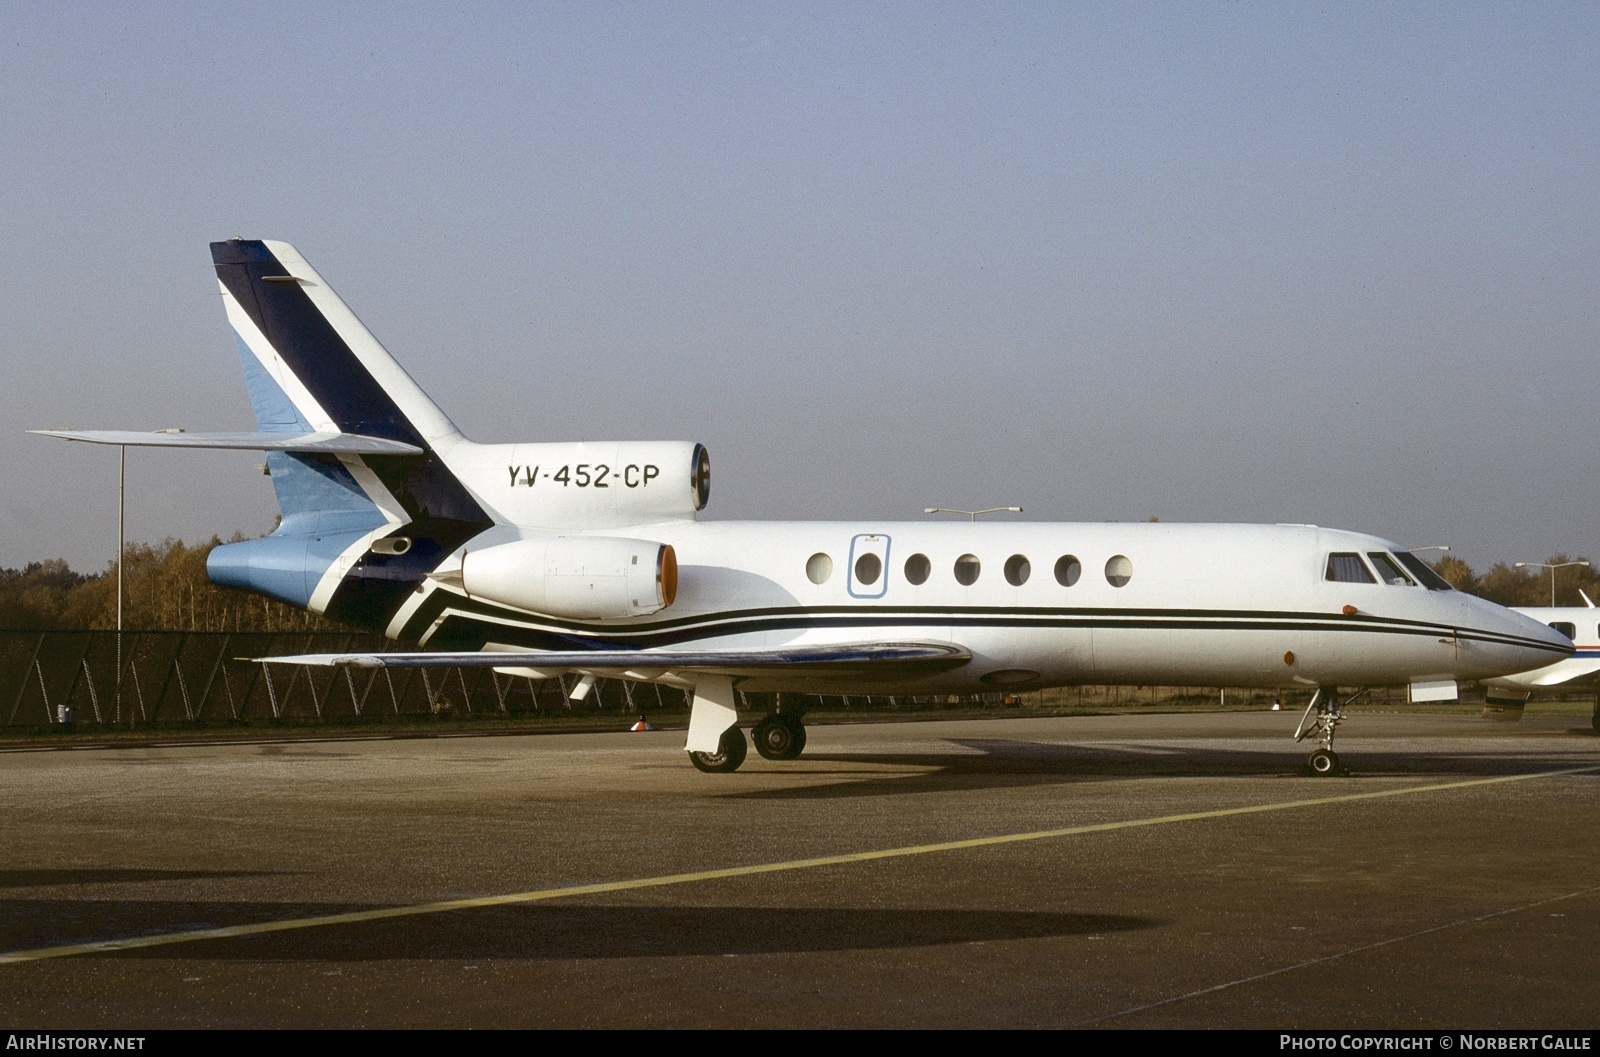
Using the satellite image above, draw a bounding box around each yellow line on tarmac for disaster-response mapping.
[3,764,1594,965]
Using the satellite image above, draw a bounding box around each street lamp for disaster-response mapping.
[1514,560,1591,607]
[1409,545,1450,553]
[923,506,1023,522]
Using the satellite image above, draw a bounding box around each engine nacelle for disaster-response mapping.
[458,536,678,619]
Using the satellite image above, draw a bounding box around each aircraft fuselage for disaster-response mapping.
[386,518,1561,695]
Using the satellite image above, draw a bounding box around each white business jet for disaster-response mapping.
[35,240,1571,776]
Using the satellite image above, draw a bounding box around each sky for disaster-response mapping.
[1,2,1596,572]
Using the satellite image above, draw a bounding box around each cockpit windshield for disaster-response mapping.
[1367,552,1416,587]
[1392,551,1455,591]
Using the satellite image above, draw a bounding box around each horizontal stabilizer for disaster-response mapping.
[31,429,424,455]
[258,641,972,677]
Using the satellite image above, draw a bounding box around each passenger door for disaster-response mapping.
[847,533,891,599]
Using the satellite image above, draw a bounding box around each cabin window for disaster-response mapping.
[1367,552,1416,586]
[1004,554,1031,586]
[1054,555,1082,587]
[1105,555,1132,588]
[1393,551,1455,591]
[1549,622,1576,641]
[904,553,931,585]
[854,551,883,586]
[806,552,833,585]
[954,554,981,586]
[1325,553,1375,584]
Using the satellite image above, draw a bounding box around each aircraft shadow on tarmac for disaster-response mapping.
[726,737,1600,800]
[2,902,1158,961]
[0,869,292,889]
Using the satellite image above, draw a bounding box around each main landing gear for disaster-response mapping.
[687,694,810,773]
[752,712,807,760]
[1294,687,1366,777]
[689,726,747,773]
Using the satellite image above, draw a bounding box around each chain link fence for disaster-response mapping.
[6,630,1493,733]
[0,631,694,729]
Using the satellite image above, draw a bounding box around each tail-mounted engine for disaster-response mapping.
[446,535,678,620]
[460,440,710,528]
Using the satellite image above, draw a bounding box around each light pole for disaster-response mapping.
[1514,560,1590,607]
[117,444,125,725]
[923,506,1023,522]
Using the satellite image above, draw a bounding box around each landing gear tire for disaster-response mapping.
[752,714,807,761]
[1306,748,1342,777]
[689,726,748,773]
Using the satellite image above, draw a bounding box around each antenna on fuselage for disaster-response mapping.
[923,506,1023,522]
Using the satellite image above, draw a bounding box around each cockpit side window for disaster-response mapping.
[1325,553,1376,584]
[1549,622,1576,641]
[1367,552,1416,586]
[1393,551,1455,591]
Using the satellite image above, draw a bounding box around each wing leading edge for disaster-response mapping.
[259,641,972,678]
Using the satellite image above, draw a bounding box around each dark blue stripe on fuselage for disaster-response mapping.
[401,592,1568,657]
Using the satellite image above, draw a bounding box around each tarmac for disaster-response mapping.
[0,710,1596,1029]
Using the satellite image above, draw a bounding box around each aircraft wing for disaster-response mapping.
[259,641,971,678]
[1487,655,1600,691]
[31,429,423,455]
[1522,657,1600,687]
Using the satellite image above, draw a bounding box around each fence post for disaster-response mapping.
[81,658,103,724]
[8,633,47,726]
[195,635,229,721]
[262,664,280,719]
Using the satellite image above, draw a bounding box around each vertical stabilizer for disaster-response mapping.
[211,239,463,447]
[206,239,494,629]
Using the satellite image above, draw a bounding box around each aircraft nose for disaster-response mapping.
[1475,601,1574,677]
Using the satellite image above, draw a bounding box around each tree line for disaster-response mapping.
[0,537,348,632]
[0,538,1594,632]
[1428,553,1600,608]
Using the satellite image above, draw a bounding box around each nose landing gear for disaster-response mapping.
[1295,687,1365,776]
